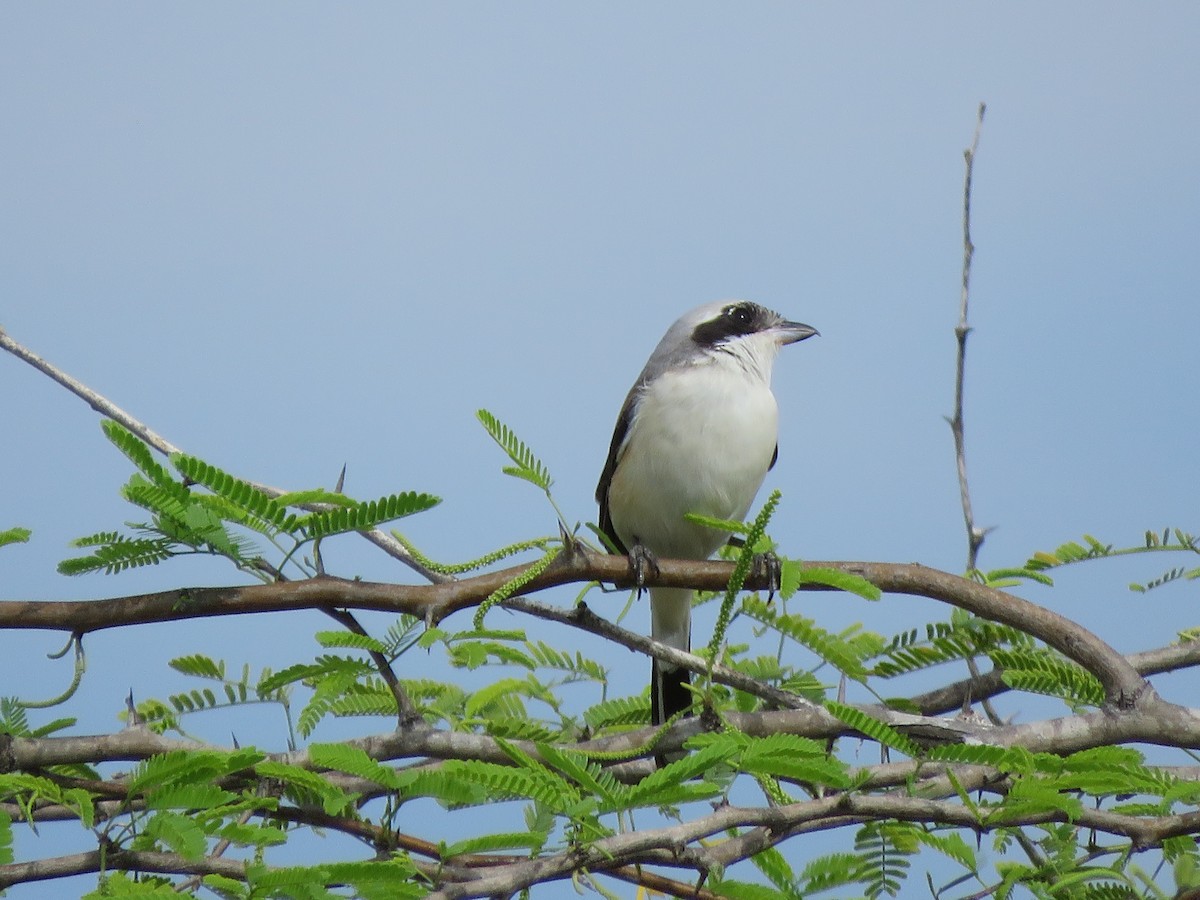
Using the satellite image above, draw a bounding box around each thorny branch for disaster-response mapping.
[949,101,989,574]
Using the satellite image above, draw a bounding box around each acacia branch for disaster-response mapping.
[0,848,246,890]
[0,325,447,583]
[0,553,1147,705]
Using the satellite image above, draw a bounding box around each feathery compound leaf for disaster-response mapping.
[169,654,225,680]
[126,749,263,797]
[476,409,553,491]
[1129,566,1193,593]
[0,527,31,549]
[536,743,627,808]
[301,492,440,539]
[441,832,551,859]
[871,618,1030,678]
[441,758,578,812]
[738,734,852,789]
[742,596,868,681]
[57,534,175,576]
[746,846,803,899]
[102,420,175,486]
[315,631,390,654]
[782,563,881,601]
[824,701,921,758]
[583,695,650,730]
[143,810,208,861]
[171,454,296,532]
[308,743,402,790]
[253,760,357,816]
[624,735,740,807]
[272,488,359,509]
[990,648,1105,708]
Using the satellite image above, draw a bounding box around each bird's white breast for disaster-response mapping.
[608,355,779,561]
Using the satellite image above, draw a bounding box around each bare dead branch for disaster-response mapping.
[948,101,989,573]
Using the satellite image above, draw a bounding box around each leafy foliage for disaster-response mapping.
[476,408,553,492]
[8,420,1200,899]
[57,423,440,581]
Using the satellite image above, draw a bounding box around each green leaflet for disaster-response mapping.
[171,453,298,532]
[990,647,1105,708]
[140,810,208,861]
[747,843,802,899]
[823,701,921,758]
[300,491,441,539]
[476,408,552,491]
[742,596,870,682]
[782,563,881,601]
[253,761,357,816]
[63,422,441,582]
[0,526,31,549]
[57,534,175,575]
[102,420,175,486]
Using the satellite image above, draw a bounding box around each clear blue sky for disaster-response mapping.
[3,4,1199,895]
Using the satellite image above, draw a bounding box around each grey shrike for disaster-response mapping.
[595,300,818,731]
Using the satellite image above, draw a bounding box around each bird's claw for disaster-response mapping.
[751,551,782,601]
[628,541,660,593]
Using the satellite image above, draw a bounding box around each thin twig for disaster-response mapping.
[948,102,989,574]
[321,605,420,724]
[0,326,448,583]
[946,105,1005,725]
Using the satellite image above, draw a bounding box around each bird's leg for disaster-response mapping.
[751,550,782,602]
[727,537,781,601]
[627,539,660,595]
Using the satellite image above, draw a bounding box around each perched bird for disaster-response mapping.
[596,300,818,731]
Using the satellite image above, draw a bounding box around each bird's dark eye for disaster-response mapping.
[727,304,753,325]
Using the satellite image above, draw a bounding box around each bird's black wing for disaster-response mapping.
[595,387,639,555]
[769,443,779,471]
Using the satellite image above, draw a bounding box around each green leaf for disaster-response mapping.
[782,563,881,601]
[102,420,175,486]
[0,810,12,867]
[0,527,31,549]
[441,831,551,858]
[990,648,1105,708]
[309,743,402,790]
[741,596,868,681]
[301,492,440,539]
[126,748,263,798]
[476,408,552,491]
[738,734,852,789]
[169,654,225,680]
[171,454,297,533]
[823,701,921,758]
[145,783,236,811]
[142,810,208,860]
[625,735,737,808]
[315,630,389,654]
[748,843,802,898]
[57,534,175,576]
[254,760,357,816]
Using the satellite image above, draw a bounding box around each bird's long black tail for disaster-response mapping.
[651,659,693,726]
